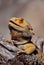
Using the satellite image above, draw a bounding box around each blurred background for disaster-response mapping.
[0,0,44,40]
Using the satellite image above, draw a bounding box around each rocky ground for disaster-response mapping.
[0,53,44,65]
[0,38,44,65]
